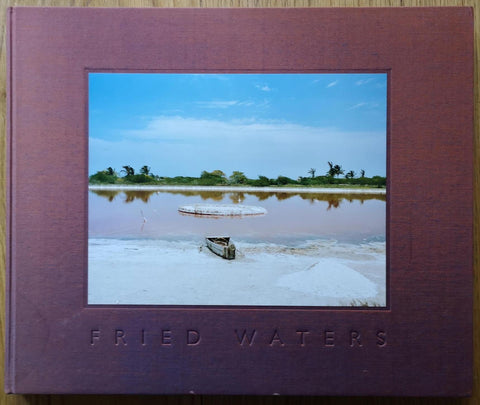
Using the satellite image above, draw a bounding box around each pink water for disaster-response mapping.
[89,189,385,244]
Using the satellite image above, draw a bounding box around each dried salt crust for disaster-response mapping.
[88,238,386,306]
[178,203,267,216]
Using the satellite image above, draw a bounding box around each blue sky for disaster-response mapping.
[89,73,387,178]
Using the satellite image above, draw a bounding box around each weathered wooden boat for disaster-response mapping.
[205,237,236,260]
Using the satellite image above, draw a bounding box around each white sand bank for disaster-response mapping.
[89,184,386,195]
[89,238,386,307]
[178,203,267,216]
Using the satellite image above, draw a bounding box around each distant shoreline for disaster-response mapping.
[88,184,386,195]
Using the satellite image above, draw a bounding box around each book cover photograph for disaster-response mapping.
[88,72,387,307]
[5,6,473,396]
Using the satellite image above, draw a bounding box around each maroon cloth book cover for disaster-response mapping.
[5,7,473,395]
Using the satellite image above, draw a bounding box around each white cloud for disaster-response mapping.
[255,84,272,92]
[90,116,386,178]
[347,102,368,110]
[195,100,256,109]
[355,78,374,86]
[326,80,338,88]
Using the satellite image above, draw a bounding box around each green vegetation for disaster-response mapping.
[89,163,386,188]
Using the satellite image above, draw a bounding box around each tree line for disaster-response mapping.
[89,162,386,188]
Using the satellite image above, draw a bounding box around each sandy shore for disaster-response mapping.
[88,238,386,307]
[89,184,386,195]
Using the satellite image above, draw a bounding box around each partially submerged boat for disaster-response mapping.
[205,237,236,260]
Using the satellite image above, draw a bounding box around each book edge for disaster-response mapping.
[1,6,474,396]
[4,6,15,395]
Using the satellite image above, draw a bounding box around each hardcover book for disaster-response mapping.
[5,7,473,395]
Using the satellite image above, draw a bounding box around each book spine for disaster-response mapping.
[4,6,15,395]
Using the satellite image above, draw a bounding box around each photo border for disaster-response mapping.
[6,7,473,395]
[85,69,390,310]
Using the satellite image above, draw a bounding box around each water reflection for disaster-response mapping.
[91,189,120,202]
[90,189,385,209]
[89,188,385,243]
[229,192,246,203]
[327,199,341,210]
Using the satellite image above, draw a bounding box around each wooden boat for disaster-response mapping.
[205,237,236,260]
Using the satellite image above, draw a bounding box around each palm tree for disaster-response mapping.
[106,167,115,176]
[308,168,316,178]
[140,165,151,176]
[334,165,344,177]
[121,165,134,176]
[345,170,355,179]
[327,162,344,177]
[327,161,335,177]
[360,169,366,178]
